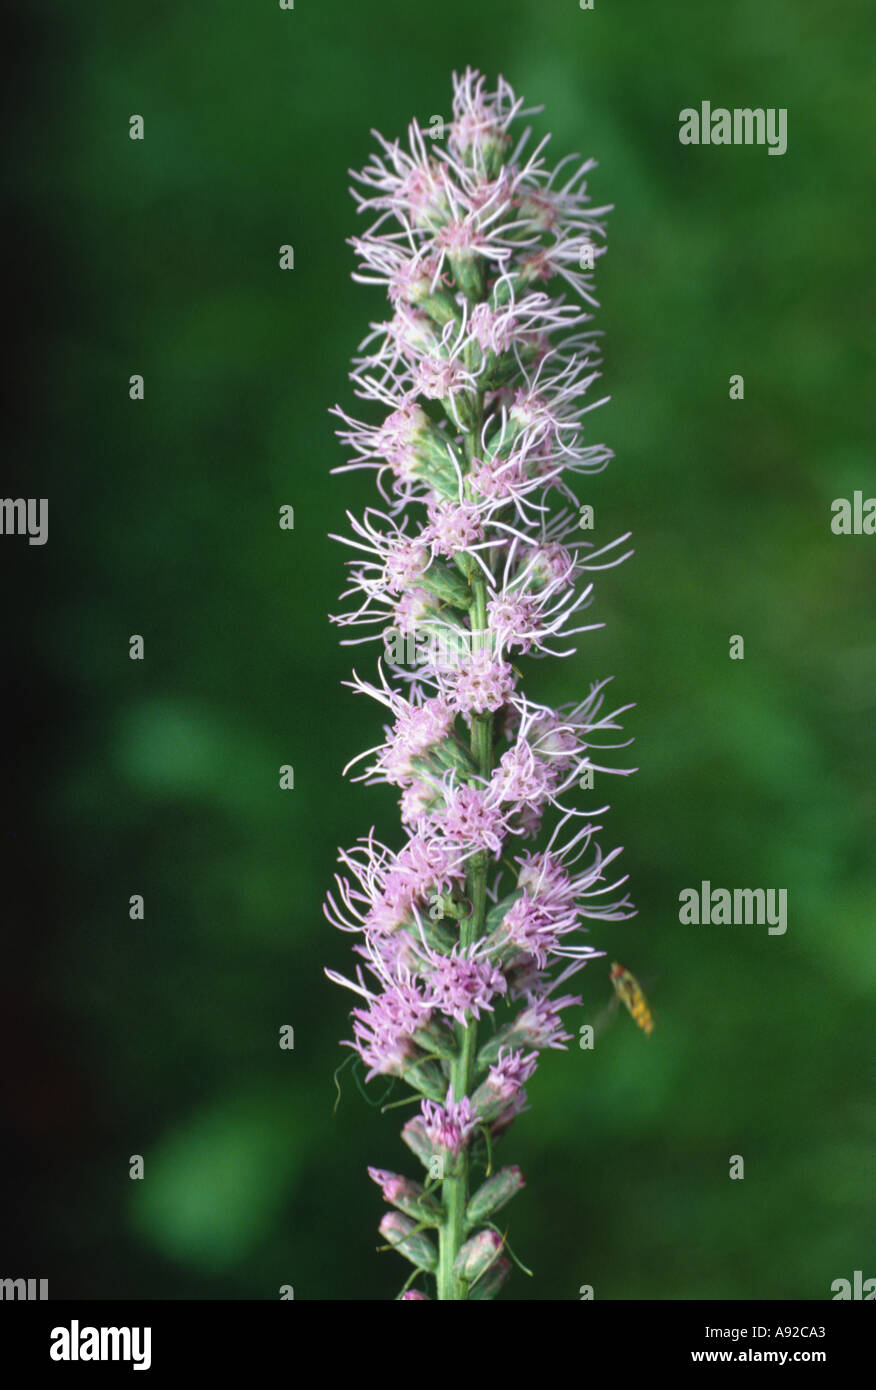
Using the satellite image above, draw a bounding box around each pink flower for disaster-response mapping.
[427,781,509,855]
[491,739,558,813]
[325,68,637,1300]
[445,648,516,714]
[424,946,507,1025]
[421,1093,478,1155]
[425,500,485,556]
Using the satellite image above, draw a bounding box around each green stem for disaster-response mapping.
[437,505,492,1298]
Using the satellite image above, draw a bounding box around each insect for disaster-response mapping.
[609,962,655,1036]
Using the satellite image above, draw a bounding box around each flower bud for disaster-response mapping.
[450,117,511,183]
[429,738,477,778]
[405,1059,451,1103]
[417,564,475,610]
[407,281,458,328]
[470,1074,518,1123]
[368,1168,444,1226]
[465,1166,526,1227]
[447,248,485,301]
[379,1212,438,1272]
[484,889,524,933]
[401,1115,436,1170]
[453,1228,504,1285]
[467,1253,512,1301]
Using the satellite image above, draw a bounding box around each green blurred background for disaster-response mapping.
[5,0,875,1299]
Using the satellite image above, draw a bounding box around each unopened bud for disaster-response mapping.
[401,1116,436,1170]
[453,1228,503,1285]
[379,1212,438,1272]
[465,1166,526,1227]
[368,1168,444,1226]
[405,1059,450,1102]
[467,1253,512,1300]
[471,1074,519,1123]
[412,1017,458,1061]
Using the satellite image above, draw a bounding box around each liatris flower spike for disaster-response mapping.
[326,68,637,1301]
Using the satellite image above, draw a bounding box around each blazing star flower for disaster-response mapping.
[325,68,637,1300]
[421,1092,479,1155]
